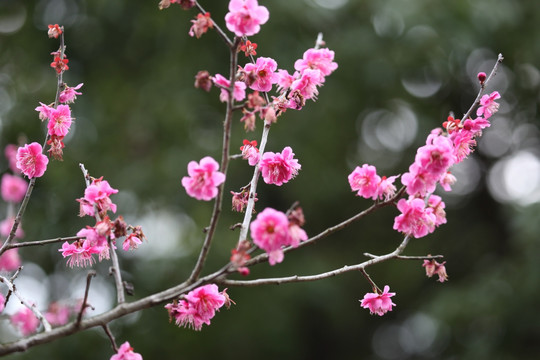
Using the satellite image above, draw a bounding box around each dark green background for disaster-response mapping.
[1,0,539,359]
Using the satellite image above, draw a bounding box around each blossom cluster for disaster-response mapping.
[250,207,308,265]
[165,284,229,331]
[59,177,146,267]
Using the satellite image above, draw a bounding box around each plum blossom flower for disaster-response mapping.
[423,259,448,283]
[35,102,54,121]
[0,247,21,271]
[225,0,269,37]
[5,144,20,173]
[360,285,396,316]
[427,195,447,227]
[239,40,257,57]
[16,143,49,179]
[439,172,457,192]
[189,12,213,38]
[165,284,227,331]
[213,74,246,102]
[47,104,72,137]
[250,208,290,265]
[59,83,83,104]
[393,197,436,238]
[476,91,501,119]
[77,177,119,216]
[0,293,4,313]
[289,68,322,100]
[243,57,279,92]
[1,174,28,203]
[59,240,99,268]
[240,139,260,166]
[259,147,301,186]
[11,307,39,336]
[348,164,381,200]
[50,56,69,74]
[47,24,62,38]
[44,302,71,326]
[294,48,338,81]
[181,156,225,201]
[123,233,143,251]
[376,175,398,201]
[0,217,24,240]
[111,341,143,360]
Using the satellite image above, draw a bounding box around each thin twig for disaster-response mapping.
[3,236,82,250]
[461,53,504,122]
[76,271,96,327]
[0,274,52,333]
[244,186,406,267]
[102,324,118,353]
[220,236,412,288]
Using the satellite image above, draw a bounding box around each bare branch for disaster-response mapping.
[0,274,52,333]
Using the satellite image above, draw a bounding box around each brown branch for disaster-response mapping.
[220,236,412,288]
[76,271,96,327]
[0,274,52,333]
[3,236,82,250]
[244,186,406,267]
[187,38,241,284]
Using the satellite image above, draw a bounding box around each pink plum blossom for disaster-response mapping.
[439,172,457,192]
[259,146,301,186]
[181,156,225,201]
[0,217,25,239]
[47,104,72,137]
[240,139,260,166]
[111,341,143,360]
[59,240,100,268]
[243,57,279,92]
[250,208,290,265]
[463,116,491,135]
[449,129,476,163]
[415,133,455,175]
[401,163,439,197]
[59,83,83,104]
[294,48,338,80]
[393,197,436,238]
[213,73,246,102]
[348,164,381,200]
[0,247,21,271]
[5,145,20,173]
[276,69,295,93]
[1,174,28,203]
[376,175,398,201]
[476,91,501,119]
[16,142,49,179]
[123,233,143,251]
[165,284,227,331]
[78,178,119,216]
[35,102,54,121]
[189,12,213,38]
[44,302,71,326]
[11,307,39,336]
[427,195,447,227]
[360,285,396,316]
[423,259,448,283]
[0,293,4,313]
[225,0,269,37]
[289,68,322,100]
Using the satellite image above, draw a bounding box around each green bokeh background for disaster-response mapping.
[1,0,539,359]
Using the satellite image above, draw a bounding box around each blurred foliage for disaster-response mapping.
[0,0,539,359]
